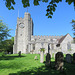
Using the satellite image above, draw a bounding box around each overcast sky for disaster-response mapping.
[0,0,75,38]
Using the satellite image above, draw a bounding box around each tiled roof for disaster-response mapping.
[58,34,68,44]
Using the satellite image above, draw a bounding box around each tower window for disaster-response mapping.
[44,39,45,41]
[20,34,22,36]
[33,44,35,50]
[35,39,36,41]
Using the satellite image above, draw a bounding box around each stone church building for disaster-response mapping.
[13,12,75,54]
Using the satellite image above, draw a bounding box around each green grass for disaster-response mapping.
[0,54,44,75]
[0,53,75,75]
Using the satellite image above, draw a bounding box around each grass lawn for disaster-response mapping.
[0,53,75,75]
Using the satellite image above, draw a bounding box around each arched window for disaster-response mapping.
[51,39,53,42]
[51,44,54,49]
[67,42,71,50]
[35,39,36,41]
[33,44,35,50]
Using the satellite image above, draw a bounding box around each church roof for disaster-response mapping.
[58,33,69,44]
[31,33,72,44]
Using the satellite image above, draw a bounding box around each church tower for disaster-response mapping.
[13,12,33,54]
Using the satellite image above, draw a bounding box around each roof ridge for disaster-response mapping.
[58,34,67,44]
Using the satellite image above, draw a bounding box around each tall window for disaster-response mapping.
[26,45,28,50]
[51,44,54,49]
[51,39,53,42]
[67,42,71,50]
[33,44,35,50]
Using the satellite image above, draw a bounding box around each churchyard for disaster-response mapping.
[0,52,75,75]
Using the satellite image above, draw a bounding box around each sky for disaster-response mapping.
[0,0,75,39]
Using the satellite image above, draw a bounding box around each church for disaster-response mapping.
[13,12,75,54]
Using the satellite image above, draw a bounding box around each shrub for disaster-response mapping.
[40,48,45,52]
[2,51,5,57]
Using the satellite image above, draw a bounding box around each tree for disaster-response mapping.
[0,37,14,53]
[71,19,75,43]
[0,18,11,52]
[3,0,75,18]
[0,19,11,43]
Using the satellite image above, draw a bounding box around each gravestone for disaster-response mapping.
[65,54,72,63]
[46,53,51,66]
[73,53,75,63]
[18,51,21,57]
[4,51,8,55]
[40,51,44,63]
[9,52,11,54]
[55,52,64,70]
[34,56,38,60]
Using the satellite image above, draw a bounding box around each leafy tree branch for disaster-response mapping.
[3,0,75,18]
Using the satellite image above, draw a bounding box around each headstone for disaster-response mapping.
[65,54,72,63]
[9,52,11,54]
[5,51,7,55]
[18,51,21,57]
[34,56,38,60]
[73,53,75,63]
[46,53,51,66]
[40,51,44,63]
[55,52,64,70]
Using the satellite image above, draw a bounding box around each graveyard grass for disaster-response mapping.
[0,53,75,75]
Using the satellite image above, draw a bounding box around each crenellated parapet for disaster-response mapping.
[17,17,24,20]
[31,35,63,43]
